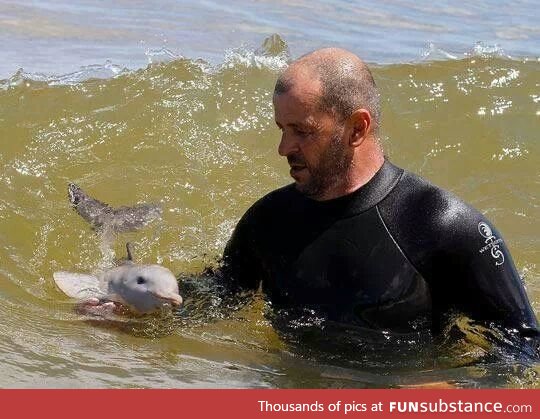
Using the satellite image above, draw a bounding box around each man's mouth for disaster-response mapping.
[290,165,307,177]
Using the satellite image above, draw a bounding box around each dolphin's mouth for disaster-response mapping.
[150,291,183,307]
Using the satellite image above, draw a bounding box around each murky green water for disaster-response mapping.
[0,38,538,387]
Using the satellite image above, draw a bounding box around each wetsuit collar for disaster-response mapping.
[295,158,403,217]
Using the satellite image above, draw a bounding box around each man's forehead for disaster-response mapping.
[273,93,320,127]
[273,91,321,121]
[274,67,322,104]
[273,88,319,111]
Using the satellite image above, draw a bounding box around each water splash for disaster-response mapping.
[420,41,514,63]
[145,47,181,65]
[0,61,127,89]
[467,42,507,58]
[421,42,459,61]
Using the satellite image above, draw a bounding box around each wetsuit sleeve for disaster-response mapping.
[434,215,539,337]
[403,190,540,343]
[220,207,262,292]
[379,174,539,340]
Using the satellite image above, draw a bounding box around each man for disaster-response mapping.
[222,48,538,343]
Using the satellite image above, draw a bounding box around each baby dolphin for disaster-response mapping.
[68,183,162,233]
[54,243,182,315]
[57,183,179,316]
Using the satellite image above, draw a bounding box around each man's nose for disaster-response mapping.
[278,133,299,157]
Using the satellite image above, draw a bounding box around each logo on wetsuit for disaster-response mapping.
[477,222,505,266]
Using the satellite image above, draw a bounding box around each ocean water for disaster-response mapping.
[1,0,539,77]
[0,0,538,388]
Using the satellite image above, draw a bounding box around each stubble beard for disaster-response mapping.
[296,131,352,200]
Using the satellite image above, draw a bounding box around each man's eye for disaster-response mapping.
[294,128,310,137]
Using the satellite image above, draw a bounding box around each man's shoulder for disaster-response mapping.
[380,168,486,244]
[378,165,513,282]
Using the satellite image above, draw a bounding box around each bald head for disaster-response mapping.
[275,48,380,133]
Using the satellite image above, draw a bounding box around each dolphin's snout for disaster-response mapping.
[151,291,183,307]
[168,294,183,307]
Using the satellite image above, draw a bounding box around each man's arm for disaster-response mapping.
[378,172,539,342]
[417,195,540,353]
[435,216,539,337]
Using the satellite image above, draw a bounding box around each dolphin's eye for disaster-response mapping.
[136,276,146,285]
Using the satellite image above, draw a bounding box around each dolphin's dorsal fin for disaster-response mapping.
[126,242,134,261]
[111,242,136,266]
[53,271,106,300]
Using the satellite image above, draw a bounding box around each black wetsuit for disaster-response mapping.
[223,160,539,339]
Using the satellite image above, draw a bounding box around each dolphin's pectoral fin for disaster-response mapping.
[53,271,105,300]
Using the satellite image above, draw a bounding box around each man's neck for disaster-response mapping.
[315,146,385,201]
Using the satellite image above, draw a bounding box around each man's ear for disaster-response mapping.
[347,109,371,147]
